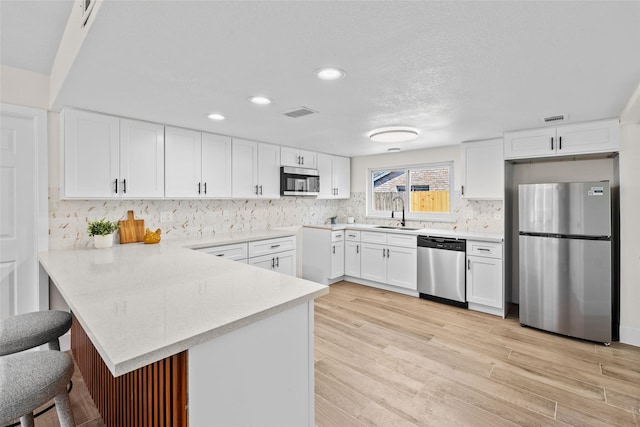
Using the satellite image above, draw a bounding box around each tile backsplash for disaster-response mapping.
[49,188,503,250]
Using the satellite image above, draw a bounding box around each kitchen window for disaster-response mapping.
[367,162,453,221]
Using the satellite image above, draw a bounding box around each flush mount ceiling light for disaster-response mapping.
[369,127,419,143]
[249,96,272,105]
[207,113,225,121]
[315,67,346,81]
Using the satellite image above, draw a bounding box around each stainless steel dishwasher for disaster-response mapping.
[417,236,467,308]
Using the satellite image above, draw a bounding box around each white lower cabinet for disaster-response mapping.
[302,228,344,284]
[466,240,505,317]
[196,236,296,276]
[344,231,361,278]
[249,250,295,276]
[359,232,417,291]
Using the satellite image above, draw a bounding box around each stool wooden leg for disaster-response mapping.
[19,413,34,427]
[54,390,76,427]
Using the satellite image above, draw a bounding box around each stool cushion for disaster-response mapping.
[0,351,74,423]
[0,311,72,356]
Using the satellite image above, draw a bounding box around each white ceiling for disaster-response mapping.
[2,1,640,157]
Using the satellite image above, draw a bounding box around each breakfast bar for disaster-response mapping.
[38,240,328,427]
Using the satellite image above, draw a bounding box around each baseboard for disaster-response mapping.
[620,325,640,347]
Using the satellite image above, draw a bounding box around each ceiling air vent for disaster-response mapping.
[283,107,317,119]
[542,114,568,123]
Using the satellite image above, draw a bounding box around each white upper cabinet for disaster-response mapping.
[63,109,119,198]
[280,147,318,169]
[232,139,280,199]
[165,128,232,199]
[202,133,232,198]
[317,153,350,199]
[460,138,504,200]
[62,109,163,199]
[119,119,165,199]
[165,127,202,198]
[504,119,619,160]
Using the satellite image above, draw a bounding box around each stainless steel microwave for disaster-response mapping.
[280,167,320,196]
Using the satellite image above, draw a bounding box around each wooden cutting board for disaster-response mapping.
[119,210,145,244]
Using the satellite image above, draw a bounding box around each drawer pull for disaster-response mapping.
[216,254,224,257]
[478,248,491,252]
[270,244,281,249]
[348,234,356,238]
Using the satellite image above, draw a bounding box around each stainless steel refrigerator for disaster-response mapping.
[519,181,613,343]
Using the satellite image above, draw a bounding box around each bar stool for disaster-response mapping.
[0,311,76,427]
[0,310,73,355]
[0,350,75,427]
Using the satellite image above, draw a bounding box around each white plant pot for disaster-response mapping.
[94,233,114,249]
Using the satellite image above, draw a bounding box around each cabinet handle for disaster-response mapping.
[259,185,263,195]
[198,182,201,194]
[297,155,301,165]
[551,137,554,151]
[204,182,207,195]
[478,248,490,252]
[114,179,118,194]
[276,256,279,267]
[382,248,386,258]
[271,257,275,268]
[559,136,562,150]
[301,156,304,165]
[270,244,280,249]
[348,234,356,238]
[461,185,464,196]
[123,179,127,194]
[216,254,224,257]
[468,259,471,270]
[356,245,359,254]
[386,248,390,258]
[333,245,335,254]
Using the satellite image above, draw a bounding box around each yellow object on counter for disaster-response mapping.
[143,228,161,244]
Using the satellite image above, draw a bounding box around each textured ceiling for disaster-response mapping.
[3,1,640,157]
[0,0,74,74]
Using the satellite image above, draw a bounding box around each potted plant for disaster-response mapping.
[87,219,119,249]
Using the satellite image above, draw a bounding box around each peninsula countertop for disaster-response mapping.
[39,239,328,377]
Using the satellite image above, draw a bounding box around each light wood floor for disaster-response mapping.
[32,281,640,426]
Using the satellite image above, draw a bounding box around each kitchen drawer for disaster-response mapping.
[361,231,387,245]
[197,243,248,261]
[331,231,345,242]
[249,236,296,258]
[467,240,502,259]
[387,233,417,248]
[345,230,361,242]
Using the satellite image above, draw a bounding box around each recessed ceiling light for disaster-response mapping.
[315,67,346,81]
[369,127,419,143]
[207,113,225,121]
[249,96,271,105]
[387,147,401,152]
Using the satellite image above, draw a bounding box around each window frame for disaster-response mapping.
[366,161,455,222]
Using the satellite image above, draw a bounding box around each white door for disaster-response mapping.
[360,243,386,283]
[330,241,344,279]
[257,143,280,198]
[249,254,275,271]
[165,127,202,198]
[0,105,48,318]
[503,127,556,159]
[556,120,620,155]
[386,247,417,290]
[467,256,503,309]
[202,133,232,198]
[280,147,300,167]
[344,241,361,278]
[299,150,317,169]
[232,138,258,198]
[62,109,119,198]
[119,119,164,199]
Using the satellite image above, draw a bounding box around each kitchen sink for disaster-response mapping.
[374,226,422,231]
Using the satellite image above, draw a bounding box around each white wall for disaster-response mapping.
[618,123,640,346]
[0,65,49,109]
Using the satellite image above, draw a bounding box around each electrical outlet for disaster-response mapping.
[160,211,173,223]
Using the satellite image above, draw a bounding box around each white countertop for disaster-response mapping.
[39,235,327,377]
[171,228,299,249]
[304,223,503,242]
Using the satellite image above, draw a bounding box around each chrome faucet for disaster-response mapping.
[391,196,405,227]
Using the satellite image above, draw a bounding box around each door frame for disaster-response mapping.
[0,103,49,311]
